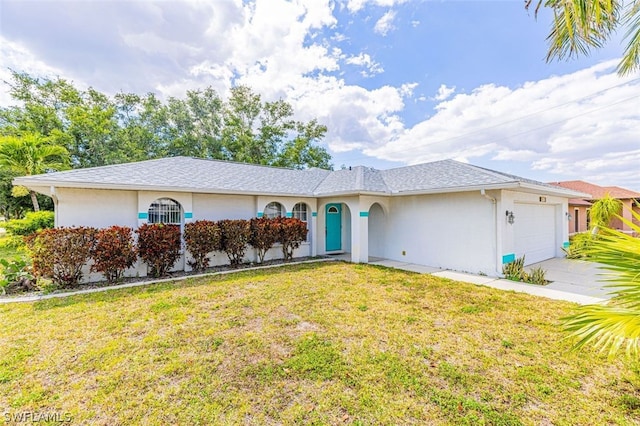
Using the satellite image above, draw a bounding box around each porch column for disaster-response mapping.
[351,209,369,263]
[311,211,318,257]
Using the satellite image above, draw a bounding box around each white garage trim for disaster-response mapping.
[514,203,557,266]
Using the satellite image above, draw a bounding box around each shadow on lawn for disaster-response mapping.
[30,261,333,311]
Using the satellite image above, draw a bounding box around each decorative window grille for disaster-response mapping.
[292,202,309,241]
[264,202,284,219]
[292,203,308,221]
[148,198,182,225]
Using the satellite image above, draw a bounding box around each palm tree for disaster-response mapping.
[0,133,69,211]
[527,0,640,75]
[589,194,622,234]
[563,208,640,357]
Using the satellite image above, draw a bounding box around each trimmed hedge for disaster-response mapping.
[219,219,251,267]
[184,220,220,271]
[136,223,182,277]
[26,227,96,288]
[90,226,137,284]
[20,216,310,287]
[5,211,54,236]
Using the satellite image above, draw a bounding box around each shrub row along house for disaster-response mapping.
[15,157,586,282]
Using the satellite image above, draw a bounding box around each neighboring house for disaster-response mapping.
[15,157,586,281]
[549,180,640,235]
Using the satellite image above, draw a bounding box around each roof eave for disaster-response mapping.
[13,178,315,198]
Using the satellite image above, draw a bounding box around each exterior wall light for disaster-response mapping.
[505,210,515,224]
[566,212,572,221]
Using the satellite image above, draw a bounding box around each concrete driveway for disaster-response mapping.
[528,258,614,300]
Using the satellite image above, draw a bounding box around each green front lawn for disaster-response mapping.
[1,262,638,424]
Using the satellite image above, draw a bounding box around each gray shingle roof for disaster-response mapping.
[15,156,584,197]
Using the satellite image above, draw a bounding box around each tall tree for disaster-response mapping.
[0,133,69,211]
[528,0,640,74]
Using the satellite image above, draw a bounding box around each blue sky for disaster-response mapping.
[1,0,638,189]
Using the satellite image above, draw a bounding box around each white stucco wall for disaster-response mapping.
[55,188,138,228]
[384,192,497,275]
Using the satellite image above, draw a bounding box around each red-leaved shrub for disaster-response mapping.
[274,217,308,261]
[248,217,278,263]
[218,219,250,267]
[136,223,182,277]
[184,220,220,271]
[25,227,97,288]
[90,226,137,283]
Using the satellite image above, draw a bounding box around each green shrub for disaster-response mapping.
[528,267,548,285]
[563,232,594,259]
[219,219,250,267]
[274,217,308,261]
[90,226,137,284]
[184,220,220,271]
[503,256,527,281]
[5,211,54,236]
[25,227,96,288]
[0,257,35,294]
[503,256,548,285]
[248,217,278,263]
[136,223,182,278]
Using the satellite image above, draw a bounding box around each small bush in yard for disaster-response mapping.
[184,220,220,271]
[136,223,182,277]
[219,219,250,267]
[503,256,526,281]
[503,256,548,285]
[4,210,54,236]
[90,226,137,284]
[248,217,278,263]
[275,217,308,261]
[25,227,96,288]
[0,257,36,294]
[563,232,594,259]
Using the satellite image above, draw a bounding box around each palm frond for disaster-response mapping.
[564,208,640,357]
[545,0,621,61]
[564,305,640,358]
[617,0,640,74]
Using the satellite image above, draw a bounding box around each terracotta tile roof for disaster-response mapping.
[568,198,592,206]
[549,180,640,200]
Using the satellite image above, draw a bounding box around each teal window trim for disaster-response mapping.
[502,253,516,264]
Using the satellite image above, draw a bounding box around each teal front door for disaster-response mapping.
[325,203,342,251]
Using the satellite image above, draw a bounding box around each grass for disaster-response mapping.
[1,262,639,424]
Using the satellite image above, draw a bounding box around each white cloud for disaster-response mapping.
[0,38,75,107]
[365,60,640,187]
[432,84,456,101]
[346,0,408,13]
[374,10,396,36]
[345,52,384,76]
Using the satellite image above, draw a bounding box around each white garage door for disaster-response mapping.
[514,203,556,266]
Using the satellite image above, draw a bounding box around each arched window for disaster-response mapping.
[148,198,182,225]
[264,202,284,219]
[292,202,309,241]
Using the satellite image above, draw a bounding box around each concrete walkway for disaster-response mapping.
[368,258,611,305]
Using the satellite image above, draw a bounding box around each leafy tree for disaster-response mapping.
[0,71,332,171]
[528,0,640,74]
[0,133,69,211]
[563,209,640,357]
